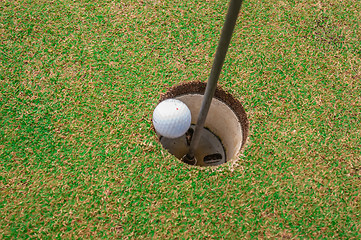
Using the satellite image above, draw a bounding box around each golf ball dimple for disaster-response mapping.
[153,99,191,139]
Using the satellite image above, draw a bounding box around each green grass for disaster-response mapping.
[1,0,360,238]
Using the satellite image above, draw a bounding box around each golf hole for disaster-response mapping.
[154,82,249,167]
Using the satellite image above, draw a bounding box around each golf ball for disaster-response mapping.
[153,99,191,139]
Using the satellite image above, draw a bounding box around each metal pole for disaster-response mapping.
[184,0,243,162]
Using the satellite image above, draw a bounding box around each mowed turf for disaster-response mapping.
[1,0,360,238]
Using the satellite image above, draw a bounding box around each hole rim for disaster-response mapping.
[158,81,249,152]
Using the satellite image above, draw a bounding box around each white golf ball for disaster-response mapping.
[153,99,191,139]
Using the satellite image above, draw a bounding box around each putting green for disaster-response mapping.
[1,0,360,238]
